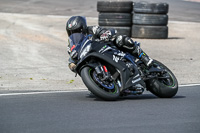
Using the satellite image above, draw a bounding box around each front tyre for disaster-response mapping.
[81,67,120,101]
[146,60,178,98]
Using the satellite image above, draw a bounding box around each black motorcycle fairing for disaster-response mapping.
[75,41,143,91]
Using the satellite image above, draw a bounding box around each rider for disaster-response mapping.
[66,16,153,72]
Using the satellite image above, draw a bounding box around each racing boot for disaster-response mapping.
[132,41,153,67]
[115,35,153,67]
[137,51,153,67]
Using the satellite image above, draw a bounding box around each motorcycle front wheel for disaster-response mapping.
[81,66,120,101]
[146,60,178,98]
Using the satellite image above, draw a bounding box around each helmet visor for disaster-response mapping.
[68,33,85,47]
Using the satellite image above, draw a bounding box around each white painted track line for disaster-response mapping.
[0,84,199,97]
[0,90,87,97]
[179,83,200,87]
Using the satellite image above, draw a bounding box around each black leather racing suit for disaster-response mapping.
[68,26,153,69]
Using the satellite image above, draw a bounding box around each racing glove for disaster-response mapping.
[100,29,117,41]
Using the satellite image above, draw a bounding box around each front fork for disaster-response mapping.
[94,61,145,96]
[94,63,123,90]
[94,62,112,81]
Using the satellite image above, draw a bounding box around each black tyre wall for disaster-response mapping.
[132,2,169,39]
[97,1,133,13]
[99,13,132,26]
[133,2,169,14]
[97,1,133,37]
[132,25,168,39]
[132,13,168,26]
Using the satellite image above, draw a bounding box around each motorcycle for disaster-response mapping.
[69,33,178,100]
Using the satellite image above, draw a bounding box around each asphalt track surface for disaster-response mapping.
[0,85,200,133]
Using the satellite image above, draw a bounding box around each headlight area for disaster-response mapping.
[80,43,91,59]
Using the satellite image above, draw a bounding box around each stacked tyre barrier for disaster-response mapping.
[132,2,169,39]
[97,1,169,39]
[97,1,133,37]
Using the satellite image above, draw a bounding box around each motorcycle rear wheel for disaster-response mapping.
[81,67,120,101]
[146,60,178,98]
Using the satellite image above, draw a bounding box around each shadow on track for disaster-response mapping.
[85,93,186,102]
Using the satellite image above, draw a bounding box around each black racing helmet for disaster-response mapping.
[66,16,87,36]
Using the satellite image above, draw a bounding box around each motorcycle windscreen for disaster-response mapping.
[68,33,85,51]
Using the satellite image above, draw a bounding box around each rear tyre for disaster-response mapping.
[81,67,120,101]
[146,60,178,98]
